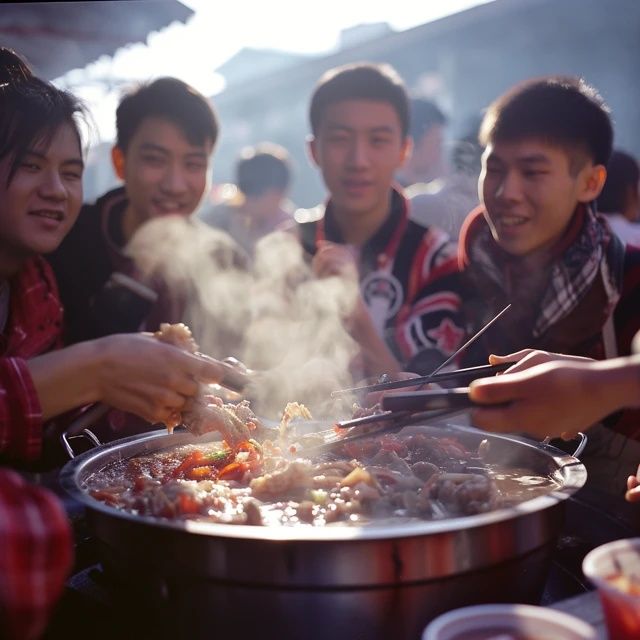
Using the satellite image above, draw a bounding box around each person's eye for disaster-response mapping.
[186,161,207,172]
[63,170,83,180]
[142,154,165,166]
[523,170,547,178]
[20,161,40,171]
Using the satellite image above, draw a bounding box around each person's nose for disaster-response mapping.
[160,163,189,195]
[494,170,522,202]
[346,138,371,169]
[38,169,67,202]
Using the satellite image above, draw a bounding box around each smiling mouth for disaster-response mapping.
[30,210,64,222]
[153,201,186,214]
[497,215,529,228]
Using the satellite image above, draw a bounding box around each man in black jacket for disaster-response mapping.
[48,77,239,345]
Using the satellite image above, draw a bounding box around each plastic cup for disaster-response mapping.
[583,537,640,639]
[422,603,596,640]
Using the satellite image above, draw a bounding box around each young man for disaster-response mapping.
[396,97,447,189]
[459,76,640,369]
[198,142,294,256]
[458,76,640,530]
[48,77,238,345]
[298,62,464,377]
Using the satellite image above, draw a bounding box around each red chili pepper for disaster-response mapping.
[170,450,205,478]
[186,465,218,481]
[218,461,249,481]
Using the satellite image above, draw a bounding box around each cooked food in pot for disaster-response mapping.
[84,426,560,527]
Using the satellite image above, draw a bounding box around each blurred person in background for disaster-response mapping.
[0,48,223,640]
[408,118,482,240]
[298,62,464,377]
[396,97,447,189]
[597,149,640,246]
[198,142,294,256]
[48,77,246,347]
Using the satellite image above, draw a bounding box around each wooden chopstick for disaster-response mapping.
[330,362,513,397]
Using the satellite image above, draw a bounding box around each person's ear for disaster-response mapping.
[577,164,607,202]
[399,136,413,167]
[307,135,320,168]
[111,146,125,180]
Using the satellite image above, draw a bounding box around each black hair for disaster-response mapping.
[597,150,640,213]
[409,98,447,141]
[0,47,87,185]
[236,143,291,197]
[309,62,409,137]
[115,77,219,152]
[479,76,613,171]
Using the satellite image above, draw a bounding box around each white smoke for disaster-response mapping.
[127,217,360,419]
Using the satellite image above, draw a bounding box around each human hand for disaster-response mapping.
[626,464,640,502]
[488,349,595,375]
[469,360,616,440]
[311,241,359,281]
[94,333,223,426]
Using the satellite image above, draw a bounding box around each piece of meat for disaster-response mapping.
[182,394,251,444]
[153,323,251,444]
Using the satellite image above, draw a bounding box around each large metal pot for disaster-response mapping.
[60,423,586,640]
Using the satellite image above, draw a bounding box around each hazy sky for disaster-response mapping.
[57,0,491,141]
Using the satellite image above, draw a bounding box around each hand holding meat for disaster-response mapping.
[469,355,640,440]
[86,332,223,427]
[154,323,256,443]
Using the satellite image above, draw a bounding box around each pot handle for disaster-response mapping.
[59,403,108,459]
[61,428,103,459]
[542,431,588,459]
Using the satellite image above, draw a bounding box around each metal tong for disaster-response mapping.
[330,362,513,397]
[333,387,488,430]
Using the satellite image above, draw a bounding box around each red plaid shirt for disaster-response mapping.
[0,469,72,640]
[0,256,63,463]
[1,257,72,639]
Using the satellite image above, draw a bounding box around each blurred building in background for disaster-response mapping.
[209,0,640,208]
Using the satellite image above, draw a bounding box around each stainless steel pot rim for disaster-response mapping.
[60,424,587,543]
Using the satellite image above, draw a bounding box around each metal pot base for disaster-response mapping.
[99,540,553,640]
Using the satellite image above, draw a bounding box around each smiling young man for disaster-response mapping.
[459,78,640,527]
[459,76,640,369]
[298,63,464,376]
[48,77,221,344]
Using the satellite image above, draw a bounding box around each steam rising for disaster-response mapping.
[127,216,360,419]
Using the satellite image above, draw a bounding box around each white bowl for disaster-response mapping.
[422,603,597,640]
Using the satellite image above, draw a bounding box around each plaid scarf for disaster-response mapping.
[461,204,625,338]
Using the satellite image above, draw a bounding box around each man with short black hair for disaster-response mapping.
[48,77,235,345]
[299,62,464,377]
[199,142,294,255]
[597,149,640,246]
[396,97,447,189]
[459,76,640,528]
